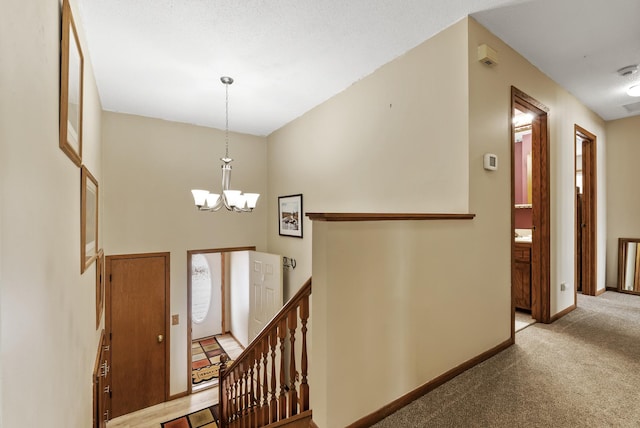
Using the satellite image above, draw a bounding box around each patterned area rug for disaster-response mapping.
[161,405,219,428]
[192,336,233,385]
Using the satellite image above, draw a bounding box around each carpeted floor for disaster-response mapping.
[373,291,640,427]
[161,405,219,428]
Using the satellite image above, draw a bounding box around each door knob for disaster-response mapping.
[157,334,164,343]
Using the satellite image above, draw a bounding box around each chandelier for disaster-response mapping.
[191,76,260,212]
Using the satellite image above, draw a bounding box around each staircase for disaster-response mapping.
[218,278,313,428]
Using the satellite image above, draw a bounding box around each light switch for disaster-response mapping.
[172,314,179,325]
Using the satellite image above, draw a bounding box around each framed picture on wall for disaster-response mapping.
[278,194,303,238]
[81,165,99,273]
[59,0,84,167]
[95,249,104,329]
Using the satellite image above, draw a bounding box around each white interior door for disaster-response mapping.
[249,251,283,342]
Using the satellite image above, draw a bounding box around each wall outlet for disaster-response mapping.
[560,282,566,291]
[172,314,179,325]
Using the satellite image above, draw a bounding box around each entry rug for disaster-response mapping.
[192,336,233,385]
[161,405,219,428]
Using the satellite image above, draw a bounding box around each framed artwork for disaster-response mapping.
[278,194,303,238]
[59,0,84,167]
[81,165,99,273]
[95,249,104,329]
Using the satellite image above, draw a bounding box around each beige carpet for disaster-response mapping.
[373,291,640,427]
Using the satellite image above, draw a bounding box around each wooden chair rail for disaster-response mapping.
[219,278,312,428]
[306,212,475,221]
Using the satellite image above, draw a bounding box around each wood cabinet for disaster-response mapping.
[514,242,532,310]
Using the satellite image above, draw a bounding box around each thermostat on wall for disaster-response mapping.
[483,153,498,171]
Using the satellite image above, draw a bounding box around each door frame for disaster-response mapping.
[187,246,255,394]
[575,125,597,296]
[105,252,171,414]
[511,87,551,324]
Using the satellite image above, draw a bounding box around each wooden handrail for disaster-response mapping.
[219,278,312,428]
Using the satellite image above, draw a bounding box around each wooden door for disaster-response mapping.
[512,87,550,324]
[576,193,583,291]
[107,253,169,418]
[576,126,597,296]
[249,251,283,343]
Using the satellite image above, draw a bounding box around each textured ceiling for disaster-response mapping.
[78,0,640,137]
[473,0,640,121]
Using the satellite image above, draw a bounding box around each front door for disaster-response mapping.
[106,252,169,418]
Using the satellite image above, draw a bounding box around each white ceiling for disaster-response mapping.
[78,0,640,137]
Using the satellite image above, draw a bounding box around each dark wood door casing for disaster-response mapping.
[575,125,597,296]
[511,87,551,324]
[106,252,170,418]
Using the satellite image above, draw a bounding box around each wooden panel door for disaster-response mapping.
[107,253,169,418]
[512,87,550,323]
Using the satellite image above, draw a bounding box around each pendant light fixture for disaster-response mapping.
[191,76,260,212]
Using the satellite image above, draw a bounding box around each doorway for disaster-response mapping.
[575,125,597,296]
[106,252,170,418]
[511,87,551,326]
[187,246,255,394]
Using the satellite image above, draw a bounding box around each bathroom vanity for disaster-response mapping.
[514,241,532,311]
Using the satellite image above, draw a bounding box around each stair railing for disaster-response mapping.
[219,278,312,428]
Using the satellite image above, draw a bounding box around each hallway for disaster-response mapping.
[373,292,640,427]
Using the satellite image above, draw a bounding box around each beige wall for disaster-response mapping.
[267,18,470,300]
[0,0,103,426]
[312,218,511,427]
[468,18,607,312]
[605,115,640,286]
[276,16,609,425]
[101,112,268,394]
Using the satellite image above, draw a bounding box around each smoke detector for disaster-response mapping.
[617,65,638,77]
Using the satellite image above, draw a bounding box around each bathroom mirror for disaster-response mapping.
[618,238,640,294]
[514,108,533,206]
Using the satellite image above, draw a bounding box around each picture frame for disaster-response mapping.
[81,165,99,273]
[278,194,303,238]
[95,249,104,329]
[59,0,84,167]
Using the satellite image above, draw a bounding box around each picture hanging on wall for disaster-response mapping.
[59,0,84,167]
[278,194,303,238]
[81,165,99,273]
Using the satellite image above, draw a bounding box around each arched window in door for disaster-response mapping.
[191,254,212,324]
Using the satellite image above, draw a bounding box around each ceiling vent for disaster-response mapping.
[622,101,640,113]
[617,65,638,77]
